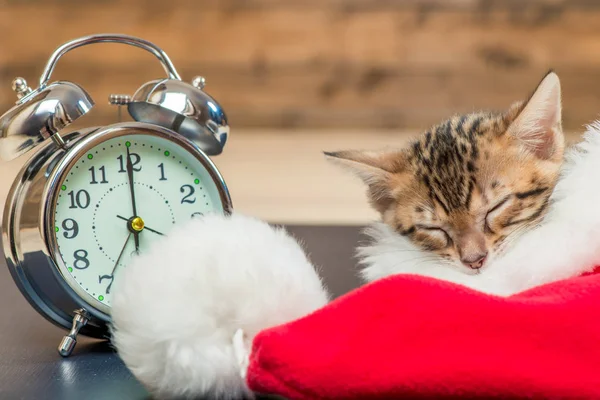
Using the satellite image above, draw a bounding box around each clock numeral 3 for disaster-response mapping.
[191,212,204,218]
[73,249,90,270]
[99,274,114,294]
[117,154,142,172]
[158,163,167,181]
[180,185,196,204]
[62,218,79,239]
[89,166,108,184]
[68,190,91,209]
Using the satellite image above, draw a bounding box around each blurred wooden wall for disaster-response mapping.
[2,0,600,132]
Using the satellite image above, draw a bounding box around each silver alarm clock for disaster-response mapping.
[0,34,232,357]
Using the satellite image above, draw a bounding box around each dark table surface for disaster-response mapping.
[0,225,364,400]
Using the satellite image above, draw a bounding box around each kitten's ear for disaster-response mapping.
[324,149,407,212]
[506,71,564,160]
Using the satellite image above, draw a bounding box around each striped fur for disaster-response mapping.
[326,71,564,272]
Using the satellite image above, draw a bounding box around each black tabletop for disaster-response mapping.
[0,225,364,400]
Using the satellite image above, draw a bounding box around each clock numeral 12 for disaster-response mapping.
[89,166,108,184]
[117,154,142,172]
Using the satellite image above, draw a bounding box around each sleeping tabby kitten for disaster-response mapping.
[326,71,564,276]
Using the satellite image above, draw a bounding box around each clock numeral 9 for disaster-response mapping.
[68,190,91,209]
[180,185,196,204]
[73,249,90,270]
[62,218,79,239]
[117,154,142,172]
[89,166,108,184]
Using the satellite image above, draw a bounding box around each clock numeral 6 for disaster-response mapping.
[73,249,90,270]
[68,190,90,209]
[117,154,141,172]
[180,184,196,204]
[62,218,79,239]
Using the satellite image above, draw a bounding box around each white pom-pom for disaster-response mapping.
[110,213,329,399]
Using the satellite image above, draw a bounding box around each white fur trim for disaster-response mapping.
[232,329,250,380]
[110,213,329,399]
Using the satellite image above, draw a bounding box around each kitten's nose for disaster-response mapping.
[461,252,488,270]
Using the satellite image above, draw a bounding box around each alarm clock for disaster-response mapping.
[0,34,232,357]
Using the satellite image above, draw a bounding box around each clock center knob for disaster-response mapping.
[130,216,145,232]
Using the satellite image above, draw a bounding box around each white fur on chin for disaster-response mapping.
[359,122,600,296]
[110,213,329,399]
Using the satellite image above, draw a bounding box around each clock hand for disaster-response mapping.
[125,146,140,252]
[111,232,132,277]
[99,232,132,295]
[116,215,165,236]
[141,226,164,236]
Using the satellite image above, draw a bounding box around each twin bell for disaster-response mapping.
[0,34,229,162]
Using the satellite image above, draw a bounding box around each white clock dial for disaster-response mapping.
[52,133,227,310]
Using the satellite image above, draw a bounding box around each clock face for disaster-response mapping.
[51,132,228,312]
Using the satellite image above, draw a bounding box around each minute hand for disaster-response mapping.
[126,146,140,252]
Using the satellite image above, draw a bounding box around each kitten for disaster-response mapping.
[325,71,564,279]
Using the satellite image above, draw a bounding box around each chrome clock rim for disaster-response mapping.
[2,130,110,338]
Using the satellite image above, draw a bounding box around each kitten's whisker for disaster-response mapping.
[358,248,428,257]
[494,221,539,257]
[390,255,445,271]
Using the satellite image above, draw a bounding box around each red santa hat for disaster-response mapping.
[111,122,600,399]
[248,268,600,399]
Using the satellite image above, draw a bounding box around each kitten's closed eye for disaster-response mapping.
[415,225,452,248]
[485,196,512,232]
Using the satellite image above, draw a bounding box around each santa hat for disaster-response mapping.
[248,269,600,399]
[111,122,600,399]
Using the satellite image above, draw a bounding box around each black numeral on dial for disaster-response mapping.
[99,274,114,294]
[73,249,90,270]
[89,166,108,184]
[62,218,79,239]
[117,154,141,172]
[191,212,203,218]
[180,185,196,204]
[158,163,167,181]
[68,190,90,209]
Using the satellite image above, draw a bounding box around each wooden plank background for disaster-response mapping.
[1,0,600,131]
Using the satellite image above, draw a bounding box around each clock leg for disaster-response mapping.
[58,309,90,357]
